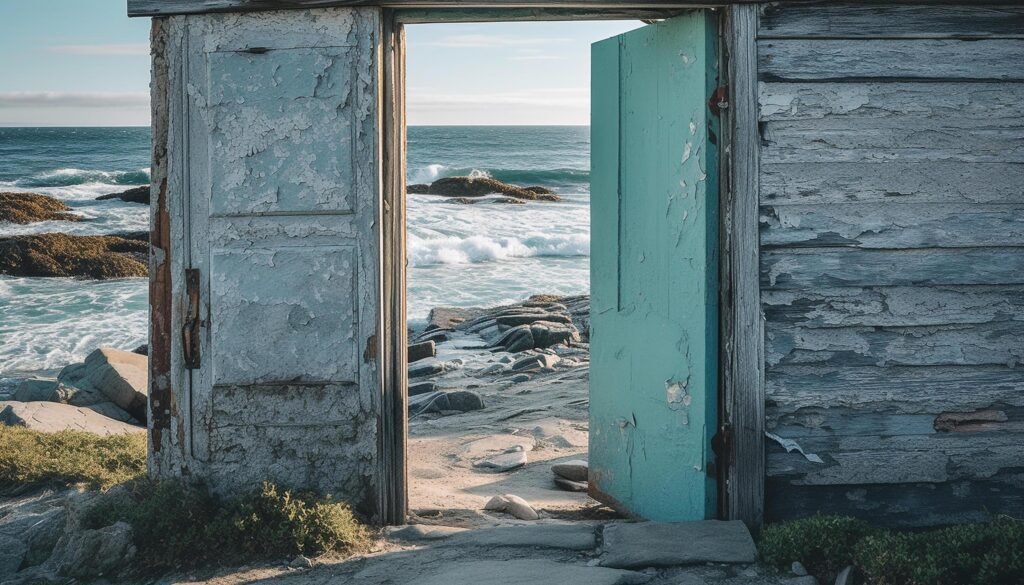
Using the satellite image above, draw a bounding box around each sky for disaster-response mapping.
[0,0,642,126]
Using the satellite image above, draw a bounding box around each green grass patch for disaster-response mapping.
[759,514,1024,585]
[0,426,146,493]
[83,479,370,571]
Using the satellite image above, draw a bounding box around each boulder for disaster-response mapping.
[0,401,143,435]
[0,233,147,279]
[0,192,81,224]
[96,185,150,205]
[445,390,485,412]
[407,183,431,194]
[59,348,147,421]
[409,390,484,416]
[52,521,136,579]
[425,176,561,202]
[408,381,438,396]
[495,322,580,353]
[13,378,61,402]
[13,377,105,407]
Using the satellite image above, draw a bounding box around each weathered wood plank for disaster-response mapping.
[761,120,1024,164]
[766,474,1024,528]
[721,3,764,531]
[768,434,1023,485]
[758,39,1024,81]
[769,408,1024,440]
[760,203,1024,249]
[761,162,1024,205]
[129,0,758,17]
[766,321,1024,367]
[766,364,1024,414]
[759,82,1024,122]
[395,7,682,22]
[763,285,1024,328]
[762,247,1024,289]
[760,3,1024,39]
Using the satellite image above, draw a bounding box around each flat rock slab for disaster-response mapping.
[411,560,646,585]
[0,401,144,435]
[600,520,757,568]
[445,523,597,550]
[386,524,467,542]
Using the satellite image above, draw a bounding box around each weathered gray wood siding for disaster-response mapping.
[757,3,1024,527]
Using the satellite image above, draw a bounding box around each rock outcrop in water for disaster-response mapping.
[0,233,147,279]
[96,185,150,205]
[409,176,561,202]
[0,193,82,224]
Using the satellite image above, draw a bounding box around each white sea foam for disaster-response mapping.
[0,276,147,375]
[409,233,588,266]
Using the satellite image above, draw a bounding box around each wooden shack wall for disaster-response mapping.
[756,3,1024,527]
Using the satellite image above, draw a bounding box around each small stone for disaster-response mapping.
[509,374,530,383]
[289,555,313,569]
[408,340,437,363]
[511,353,561,372]
[474,449,528,472]
[409,361,445,379]
[554,477,588,492]
[792,561,809,576]
[551,459,588,482]
[506,495,539,520]
[484,494,538,521]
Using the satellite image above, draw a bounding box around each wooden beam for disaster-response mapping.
[395,7,685,22]
[380,10,409,525]
[129,0,740,17]
[720,3,765,532]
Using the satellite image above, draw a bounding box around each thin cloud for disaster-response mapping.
[427,34,570,48]
[48,43,149,56]
[0,91,149,108]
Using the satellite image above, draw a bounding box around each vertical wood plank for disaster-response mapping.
[723,3,764,532]
[381,9,408,525]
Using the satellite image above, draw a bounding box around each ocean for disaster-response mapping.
[0,126,591,380]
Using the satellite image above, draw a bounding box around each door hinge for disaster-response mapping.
[709,85,729,117]
[182,268,202,370]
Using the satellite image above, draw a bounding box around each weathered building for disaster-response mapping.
[130,0,1023,528]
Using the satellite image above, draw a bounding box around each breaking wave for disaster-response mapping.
[408,233,589,267]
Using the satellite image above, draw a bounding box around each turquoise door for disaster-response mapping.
[589,12,720,521]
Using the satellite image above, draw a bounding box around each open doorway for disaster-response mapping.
[389,10,723,525]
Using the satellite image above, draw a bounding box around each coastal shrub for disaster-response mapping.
[758,514,873,580]
[853,518,1024,585]
[83,479,369,570]
[759,514,1024,585]
[0,426,146,493]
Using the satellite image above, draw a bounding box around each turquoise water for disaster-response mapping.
[0,126,591,377]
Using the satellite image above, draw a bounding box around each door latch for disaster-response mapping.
[182,268,202,369]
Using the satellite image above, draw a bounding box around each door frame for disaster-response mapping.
[378,4,763,528]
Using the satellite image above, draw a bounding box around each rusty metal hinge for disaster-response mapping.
[182,268,202,370]
[709,85,729,117]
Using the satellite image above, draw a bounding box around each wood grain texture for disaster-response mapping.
[760,82,1024,122]
[721,3,764,531]
[766,364,1024,414]
[762,247,1024,289]
[766,320,1024,367]
[760,203,1024,249]
[760,3,1024,39]
[380,11,408,525]
[129,0,758,17]
[762,285,1024,328]
[761,162,1024,205]
[759,39,1024,81]
[761,119,1024,164]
